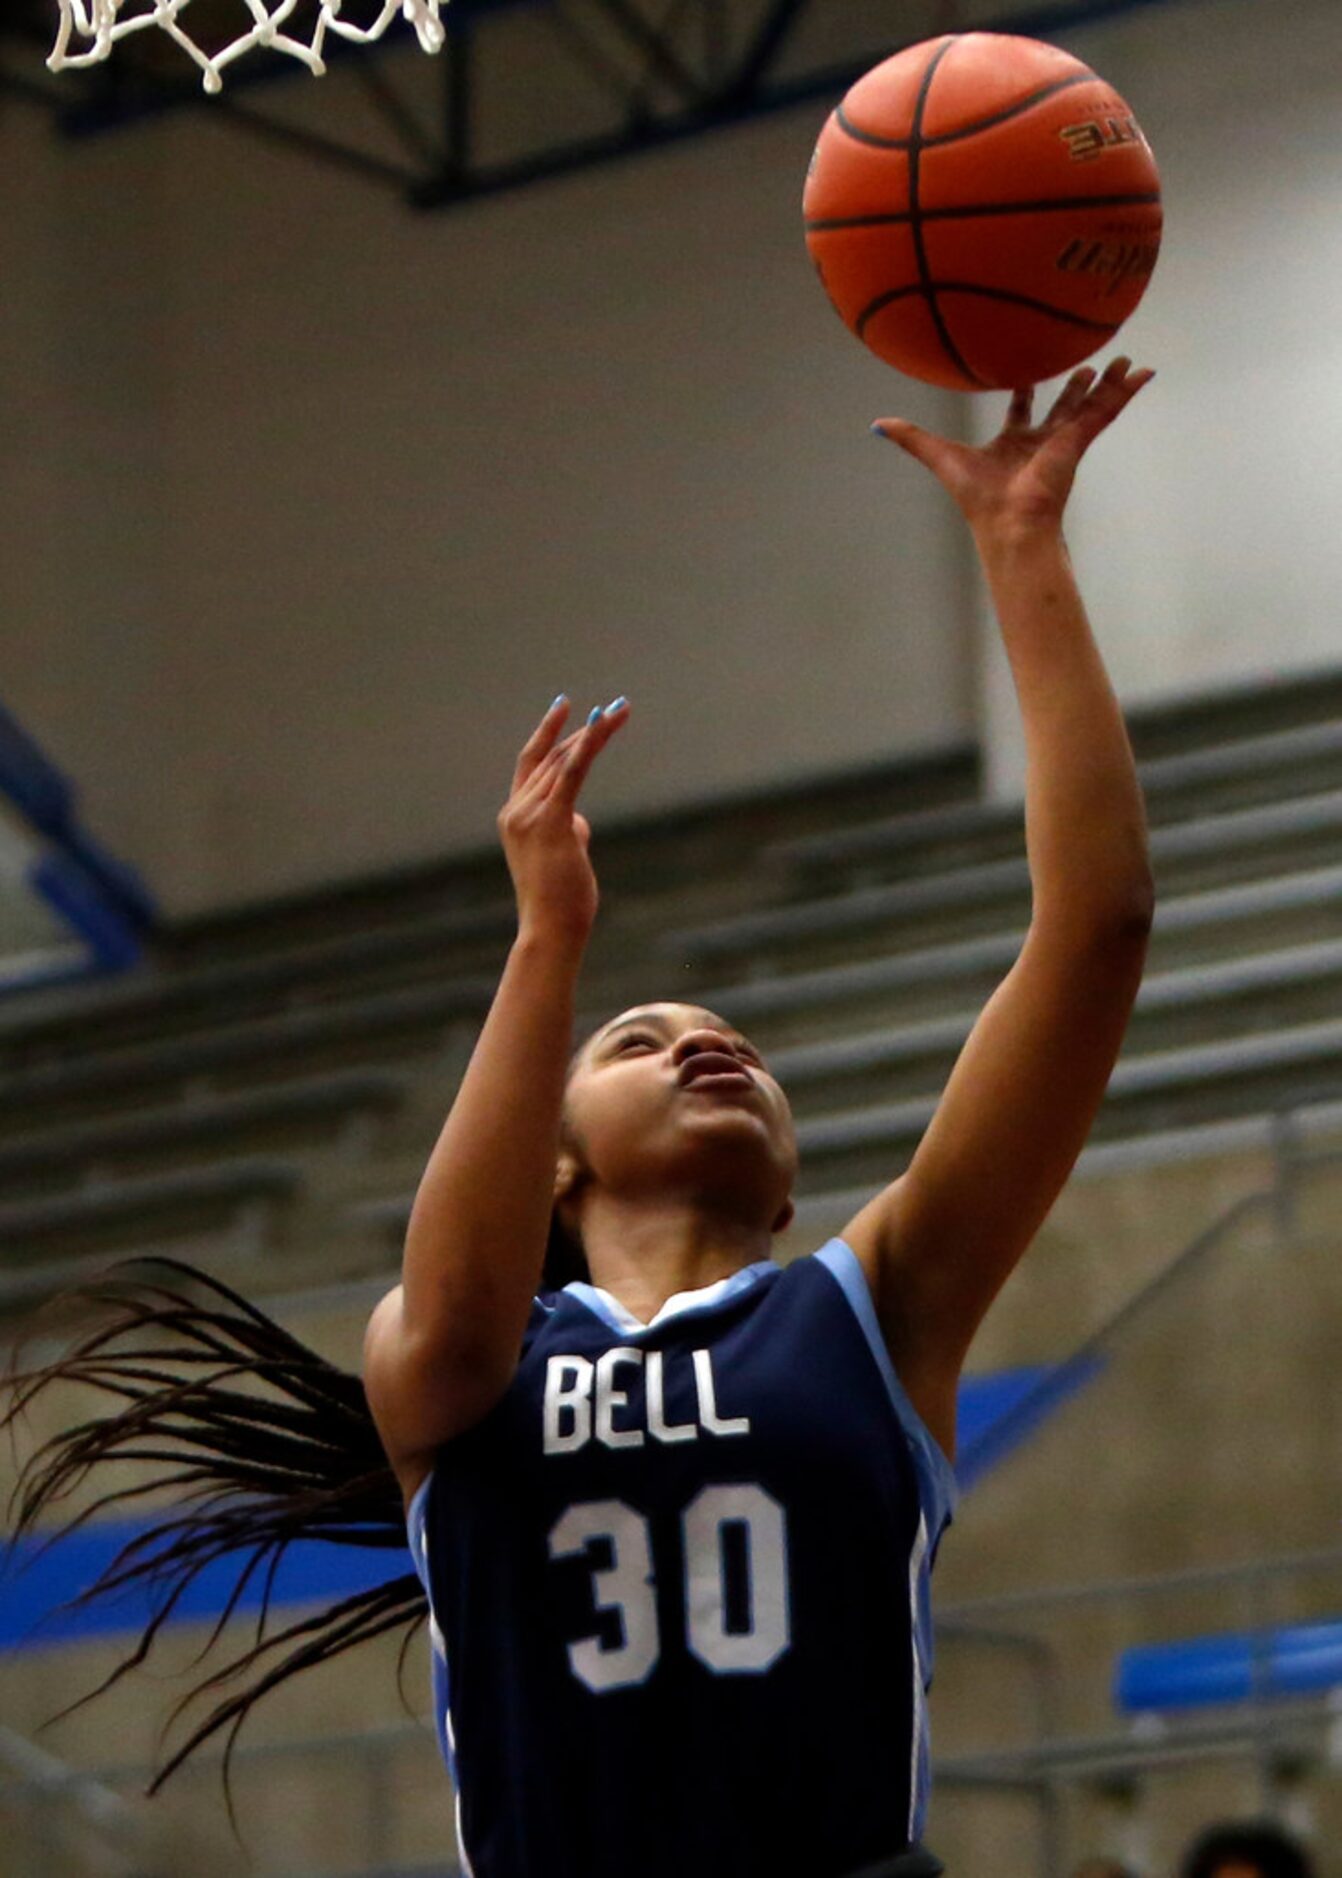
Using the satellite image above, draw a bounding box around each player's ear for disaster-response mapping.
[553,1137,590,1214]
[553,1092,589,1205]
[771,1197,795,1234]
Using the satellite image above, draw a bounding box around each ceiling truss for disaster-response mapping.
[0,0,1191,207]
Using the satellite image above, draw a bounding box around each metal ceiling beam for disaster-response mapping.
[587,0,705,105]
[409,0,1189,209]
[1,0,1203,208]
[714,0,810,107]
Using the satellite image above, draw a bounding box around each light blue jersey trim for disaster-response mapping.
[814,1238,960,1525]
[407,1470,433,1549]
[407,1477,479,1873]
[815,1236,955,1842]
[405,1473,459,1787]
[563,1258,778,1338]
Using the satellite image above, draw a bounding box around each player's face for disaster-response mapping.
[558,1002,798,1231]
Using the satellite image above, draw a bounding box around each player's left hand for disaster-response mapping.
[871,355,1155,534]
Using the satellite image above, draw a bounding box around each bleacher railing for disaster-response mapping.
[925,1103,1342,1873]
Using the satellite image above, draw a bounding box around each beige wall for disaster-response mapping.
[1,74,970,920]
[0,112,175,851]
[4,0,1340,915]
[978,0,1342,797]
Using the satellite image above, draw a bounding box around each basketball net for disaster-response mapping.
[48,0,447,94]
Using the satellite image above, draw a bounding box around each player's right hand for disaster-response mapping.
[498,696,629,950]
[872,354,1155,534]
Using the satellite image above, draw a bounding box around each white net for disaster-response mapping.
[47,0,447,93]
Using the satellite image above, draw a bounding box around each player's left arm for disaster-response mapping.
[841,358,1157,1462]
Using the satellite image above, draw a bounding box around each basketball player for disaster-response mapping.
[362,356,1157,1875]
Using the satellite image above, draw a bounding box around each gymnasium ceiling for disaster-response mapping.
[0,0,1201,205]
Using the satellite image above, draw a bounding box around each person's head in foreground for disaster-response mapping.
[1179,1821,1314,1878]
[1070,1861,1140,1878]
[545,1000,799,1296]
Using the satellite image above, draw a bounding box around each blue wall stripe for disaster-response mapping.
[955,1356,1105,1492]
[0,695,157,989]
[0,700,74,838]
[29,851,145,971]
[64,827,157,931]
[0,1363,1098,1653]
[0,1519,411,1651]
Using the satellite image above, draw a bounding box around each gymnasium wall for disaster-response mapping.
[0,67,972,921]
[1,0,1339,918]
[975,0,1342,793]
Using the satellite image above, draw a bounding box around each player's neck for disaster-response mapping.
[579,1197,774,1325]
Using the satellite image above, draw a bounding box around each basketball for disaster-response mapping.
[804,32,1163,391]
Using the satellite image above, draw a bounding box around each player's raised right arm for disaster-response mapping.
[363,695,629,1467]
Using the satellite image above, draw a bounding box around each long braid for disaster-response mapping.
[0,1031,601,1840]
[1,1255,427,1836]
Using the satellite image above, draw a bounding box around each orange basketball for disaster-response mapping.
[804,32,1163,391]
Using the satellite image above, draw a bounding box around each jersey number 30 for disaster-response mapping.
[549,1484,790,1693]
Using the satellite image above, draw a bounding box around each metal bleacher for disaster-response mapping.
[3,670,1342,1322]
[768,715,1342,880]
[658,787,1342,972]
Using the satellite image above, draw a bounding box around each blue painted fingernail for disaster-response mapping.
[550,694,567,711]
[587,706,602,727]
[604,696,627,716]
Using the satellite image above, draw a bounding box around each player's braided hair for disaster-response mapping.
[1,1256,432,1836]
[544,1037,594,1288]
[0,1037,602,1831]
[2,1224,592,1833]
[543,1191,590,1288]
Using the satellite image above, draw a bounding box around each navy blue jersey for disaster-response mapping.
[405,1237,958,1878]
